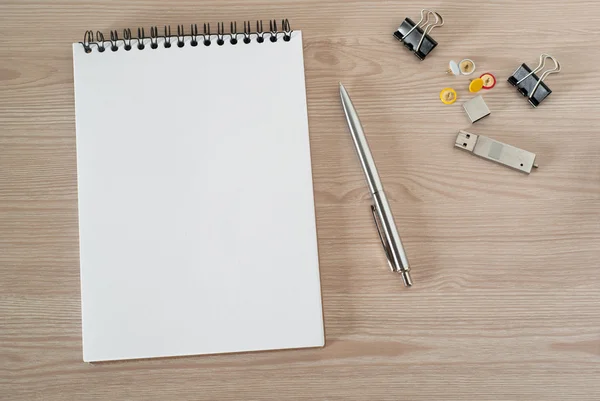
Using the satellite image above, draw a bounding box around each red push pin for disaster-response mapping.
[480,73,496,89]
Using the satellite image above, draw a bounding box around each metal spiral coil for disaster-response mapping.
[79,19,293,53]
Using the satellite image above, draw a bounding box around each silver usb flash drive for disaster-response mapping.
[455,130,538,174]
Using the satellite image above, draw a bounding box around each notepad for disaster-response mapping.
[72,22,324,362]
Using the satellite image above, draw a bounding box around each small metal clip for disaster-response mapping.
[393,9,444,60]
[370,205,394,271]
[508,54,561,107]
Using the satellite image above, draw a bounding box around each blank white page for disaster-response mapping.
[72,31,323,362]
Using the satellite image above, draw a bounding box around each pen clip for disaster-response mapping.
[370,205,395,271]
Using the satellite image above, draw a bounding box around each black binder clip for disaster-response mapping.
[393,9,444,60]
[507,54,561,108]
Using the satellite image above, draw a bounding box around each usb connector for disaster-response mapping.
[455,131,478,152]
[454,130,538,174]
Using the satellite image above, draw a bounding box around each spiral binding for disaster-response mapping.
[80,19,293,53]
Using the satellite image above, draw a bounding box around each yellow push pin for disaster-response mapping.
[469,77,484,93]
[440,87,457,104]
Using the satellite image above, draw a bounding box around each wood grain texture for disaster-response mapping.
[1,0,599,399]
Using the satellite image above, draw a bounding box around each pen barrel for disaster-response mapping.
[339,84,383,193]
[372,191,410,275]
[349,124,383,194]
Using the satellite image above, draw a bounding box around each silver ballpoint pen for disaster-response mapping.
[339,83,413,287]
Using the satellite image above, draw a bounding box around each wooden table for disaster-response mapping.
[2,1,599,399]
